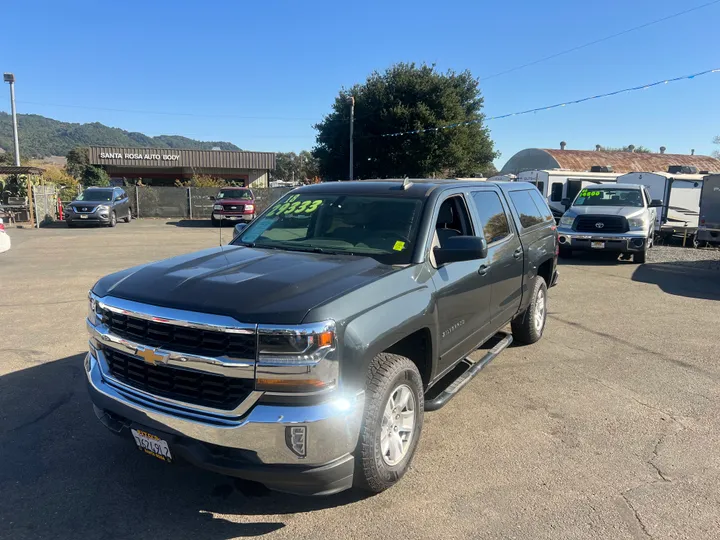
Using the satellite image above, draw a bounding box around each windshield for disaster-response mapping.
[76,190,113,202]
[573,188,643,207]
[218,189,253,200]
[232,192,424,264]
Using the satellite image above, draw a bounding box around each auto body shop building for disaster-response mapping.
[89,146,276,187]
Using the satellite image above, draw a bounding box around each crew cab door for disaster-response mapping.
[429,193,494,376]
[468,188,524,325]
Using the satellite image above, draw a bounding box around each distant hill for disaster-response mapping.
[0,112,241,158]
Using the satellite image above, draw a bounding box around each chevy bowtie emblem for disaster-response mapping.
[136,346,169,366]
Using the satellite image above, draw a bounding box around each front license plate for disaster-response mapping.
[591,241,605,249]
[131,429,172,463]
[80,215,88,219]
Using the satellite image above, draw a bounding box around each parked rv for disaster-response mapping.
[617,167,705,245]
[518,169,619,220]
[698,173,720,246]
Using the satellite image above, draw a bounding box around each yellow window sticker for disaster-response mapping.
[393,240,406,251]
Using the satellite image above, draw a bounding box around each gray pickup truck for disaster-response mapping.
[85,179,558,495]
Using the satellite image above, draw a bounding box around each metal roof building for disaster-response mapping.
[88,146,276,187]
[500,148,720,176]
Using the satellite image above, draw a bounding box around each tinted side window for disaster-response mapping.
[528,189,554,222]
[550,183,563,202]
[536,182,545,195]
[471,191,511,244]
[509,190,546,230]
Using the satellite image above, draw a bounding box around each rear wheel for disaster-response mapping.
[511,278,548,345]
[123,209,132,223]
[355,353,424,493]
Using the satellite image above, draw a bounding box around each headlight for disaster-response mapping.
[559,215,575,227]
[628,216,648,230]
[88,292,98,325]
[97,205,110,211]
[245,204,255,212]
[213,204,223,210]
[256,321,337,394]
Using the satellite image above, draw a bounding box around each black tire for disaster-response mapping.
[355,353,424,493]
[123,210,132,223]
[633,243,647,264]
[511,277,548,345]
[67,222,76,228]
[109,211,117,228]
[211,216,219,227]
[558,246,573,258]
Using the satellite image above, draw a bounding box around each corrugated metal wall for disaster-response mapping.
[89,147,276,170]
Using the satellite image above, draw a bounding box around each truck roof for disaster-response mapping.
[294,179,536,198]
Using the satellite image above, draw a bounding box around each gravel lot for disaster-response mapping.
[647,245,720,271]
[2,220,720,540]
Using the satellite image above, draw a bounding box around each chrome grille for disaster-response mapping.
[104,348,253,410]
[99,308,256,360]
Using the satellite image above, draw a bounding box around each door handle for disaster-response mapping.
[478,264,489,276]
[513,248,523,259]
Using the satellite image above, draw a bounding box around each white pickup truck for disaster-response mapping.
[556,183,663,263]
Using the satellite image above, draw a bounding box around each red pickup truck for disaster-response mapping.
[211,188,256,227]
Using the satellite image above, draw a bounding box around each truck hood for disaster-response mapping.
[566,206,644,218]
[216,198,254,205]
[92,246,398,324]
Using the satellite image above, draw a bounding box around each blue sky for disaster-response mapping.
[3,0,719,167]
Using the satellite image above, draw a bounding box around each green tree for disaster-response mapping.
[599,145,652,153]
[313,63,498,180]
[65,147,89,179]
[82,166,110,187]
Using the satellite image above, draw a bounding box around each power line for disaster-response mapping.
[15,100,315,121]
[482,0,720,81]
[381,68,719,138]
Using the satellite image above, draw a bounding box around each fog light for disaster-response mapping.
[285,426,307,458]
[558,236,567,244]
[632,238,644,248]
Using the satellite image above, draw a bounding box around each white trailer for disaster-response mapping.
[617,172,704,237]
[517,169,619,218]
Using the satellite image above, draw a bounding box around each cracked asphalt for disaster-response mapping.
[1,220,720,540]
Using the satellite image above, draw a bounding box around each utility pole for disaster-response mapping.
[348,96,355,180]
[3,73,21,166]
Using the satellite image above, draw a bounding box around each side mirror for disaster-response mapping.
[434,236,488,266]
[649,199,663,208]
[233,223,248,239]
[209,196,216,201]
[561,198,571,209]
[114,196,123,202]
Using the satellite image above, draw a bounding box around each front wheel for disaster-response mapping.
[355,353,424,493]
[511,278,548,345]
[558,246,572,258]
[108,211,117,228]
[211,216,220,227]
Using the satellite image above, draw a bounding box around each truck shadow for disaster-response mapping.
[632,261,720,301]
[166,219,215,228]
[0,354,368,540]
[558,252,632,266]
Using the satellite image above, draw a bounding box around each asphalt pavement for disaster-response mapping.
[1,220,720,540]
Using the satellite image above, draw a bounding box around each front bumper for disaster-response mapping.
[67,210,111,224]
[212,213,255,222]
[84,342,364,495]
[557,229,648,253]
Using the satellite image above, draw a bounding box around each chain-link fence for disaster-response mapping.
[124,186,293,219]
[32,184,58,226]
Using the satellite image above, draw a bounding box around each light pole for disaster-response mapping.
[3,73,21,166]
[348,96,355,180]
